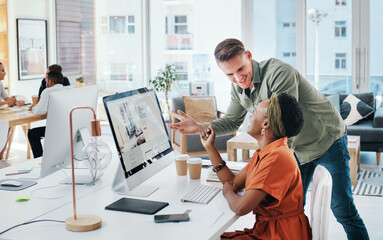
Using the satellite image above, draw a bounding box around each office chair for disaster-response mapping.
[310,165,333,240]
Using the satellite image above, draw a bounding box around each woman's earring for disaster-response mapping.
[261,128,265,135]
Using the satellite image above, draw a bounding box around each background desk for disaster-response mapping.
[0,158,239,240]
[0,107,47,159]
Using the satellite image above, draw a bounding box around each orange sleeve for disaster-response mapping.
[245,149,296,204]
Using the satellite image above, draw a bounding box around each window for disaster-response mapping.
[127,15,135,34]
[335,53,346,69]
[109,16,126,34]
[283,22,296,28]
[110,63,127,80]
[282,52,296,57]
[335,0,346,6]
[174,15,188,34]
[127,63,135,82]
[175,61,188,81]
[101,16,108,34]
[165,16,168,34]
[335,21,346,37]
[56,0,95,82]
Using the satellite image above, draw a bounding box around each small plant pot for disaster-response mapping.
[76,82,84,87]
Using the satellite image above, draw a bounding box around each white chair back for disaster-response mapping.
[0,119,9,155]
[310,165,333,240]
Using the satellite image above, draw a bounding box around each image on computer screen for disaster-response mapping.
[104,88,172,179]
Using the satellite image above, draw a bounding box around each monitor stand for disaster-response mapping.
[112,162,158,197]
[60,169,104,185]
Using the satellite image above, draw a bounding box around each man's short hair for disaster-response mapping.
[214,38,246,62]
[47,71,64,85]
[48,64,62,73]
[278,93,304,138]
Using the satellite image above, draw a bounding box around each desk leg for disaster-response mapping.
[242,149,250,162]
[227,143,237,162]
[22,124,31,159]
[5,127,16,160]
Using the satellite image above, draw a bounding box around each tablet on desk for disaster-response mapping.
[105,197,169,215]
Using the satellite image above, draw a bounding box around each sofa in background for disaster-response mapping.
[328,92,383,165]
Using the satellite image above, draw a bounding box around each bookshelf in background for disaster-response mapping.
[0,0,9,91]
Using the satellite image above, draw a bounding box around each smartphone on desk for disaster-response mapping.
[154,213,190,223]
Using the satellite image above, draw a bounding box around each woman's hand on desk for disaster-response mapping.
[15,100,25,106]
[223,182,238,197]
[5,97,16,107]
[200,126,215,150]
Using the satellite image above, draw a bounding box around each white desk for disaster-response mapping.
[1,159,239,240]
[0,157,118,235]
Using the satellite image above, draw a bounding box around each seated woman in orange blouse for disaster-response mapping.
[200,93,311,240]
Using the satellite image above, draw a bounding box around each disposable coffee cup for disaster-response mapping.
[175,154,189,176]
[188,158,202,180]
[32,95,39,105]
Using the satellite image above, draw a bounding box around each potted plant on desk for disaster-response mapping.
[149,64,177,121]
[76,76,84,87]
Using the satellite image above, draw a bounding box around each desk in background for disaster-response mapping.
[227,132,259,162]
[0,106,47,159]
[0,158,239,240]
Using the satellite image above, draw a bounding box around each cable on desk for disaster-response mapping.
[0,219,65,235]
[29,169,71,200]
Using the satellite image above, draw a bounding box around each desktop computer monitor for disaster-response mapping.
[40,85,99,180]
[103,87,174,197]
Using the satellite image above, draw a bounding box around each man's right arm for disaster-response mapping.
[210,94,247,136]
[32,90,49,115]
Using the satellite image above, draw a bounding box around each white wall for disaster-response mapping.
[7,0,55,98]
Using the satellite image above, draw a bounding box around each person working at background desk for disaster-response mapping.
[0,62,25,160]
[28,71,67,158]
[37,64,70,101]
[201,93,311,239]
[169,38,369,239]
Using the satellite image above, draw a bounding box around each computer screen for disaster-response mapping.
[40,85,99,180]
[103,87,174,197]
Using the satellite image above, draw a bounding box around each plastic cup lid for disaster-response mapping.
[188,158,202,164]
[175,154,189,161]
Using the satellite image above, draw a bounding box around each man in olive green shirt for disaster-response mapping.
[169,38,368,239]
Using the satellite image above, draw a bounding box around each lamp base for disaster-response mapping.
[66,214,102,232]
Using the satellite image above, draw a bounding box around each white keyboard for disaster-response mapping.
[181,184,221,204]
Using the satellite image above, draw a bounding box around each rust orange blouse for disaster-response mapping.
[222,137,312,240]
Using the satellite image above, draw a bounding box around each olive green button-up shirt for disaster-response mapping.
[210,58,346,164]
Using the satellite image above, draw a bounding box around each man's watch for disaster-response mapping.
[213,160,226,173]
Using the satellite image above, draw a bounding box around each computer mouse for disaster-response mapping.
[0,180,23,187]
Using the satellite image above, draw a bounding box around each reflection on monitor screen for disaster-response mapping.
[103,88,174,197]
[40,85,99,182]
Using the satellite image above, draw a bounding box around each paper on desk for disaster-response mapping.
[206,161,247,182]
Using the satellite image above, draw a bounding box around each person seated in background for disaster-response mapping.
[0,62,25,160]
[37,64,70,100]
[28,71,68,158]
[0,62,25,107]
[200,93,312,240]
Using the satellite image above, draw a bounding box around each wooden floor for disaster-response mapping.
[1,127,383,239]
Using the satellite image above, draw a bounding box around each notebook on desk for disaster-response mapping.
[105,197,169,215]
[206,161,247,182]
